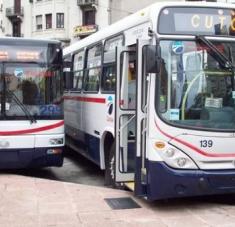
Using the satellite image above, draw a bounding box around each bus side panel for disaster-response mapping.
[64,93,84,143]
[82,94,114,167]
[65,94,114,167]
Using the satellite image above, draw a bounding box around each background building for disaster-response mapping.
[0,0,235,46]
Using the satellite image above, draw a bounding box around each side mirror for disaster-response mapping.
[145,45,161,74]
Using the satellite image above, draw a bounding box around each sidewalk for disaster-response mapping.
[1,174,235,227]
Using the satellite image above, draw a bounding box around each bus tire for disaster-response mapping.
[104,142,115,187]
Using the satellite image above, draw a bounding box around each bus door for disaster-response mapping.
[134,40,151,197]
[115,46,137,183]
[115,40,151,196]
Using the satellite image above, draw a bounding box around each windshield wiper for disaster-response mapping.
[6,89,36,124]
[196,35,234,69]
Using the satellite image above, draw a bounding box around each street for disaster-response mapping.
[5,147,235,207]
[2,147,235,227]
[5,147,105,187]
[2,160,235,227]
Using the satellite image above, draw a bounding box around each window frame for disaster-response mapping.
[45,13,52,29]
[36,15,43,31]
[56,13,64,29]
[83,9,96,25]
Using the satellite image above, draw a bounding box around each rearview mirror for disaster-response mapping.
[145,45,161,74]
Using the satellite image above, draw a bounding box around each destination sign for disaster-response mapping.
[158,7,235,36]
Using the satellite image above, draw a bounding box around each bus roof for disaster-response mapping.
[63,1,235,57]
[0,37,61,46]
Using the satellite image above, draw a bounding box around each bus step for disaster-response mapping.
[124,182,135,191]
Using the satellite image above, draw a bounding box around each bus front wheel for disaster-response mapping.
[104,142,115,187]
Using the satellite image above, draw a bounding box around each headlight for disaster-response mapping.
[154,142,198,169]
[49,138,64,145]
[177,157,187,167]
[165,148,175,157]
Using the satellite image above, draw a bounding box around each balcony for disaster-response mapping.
[6,7,24,21]
[77,0,98,8]
[73,24,98,37]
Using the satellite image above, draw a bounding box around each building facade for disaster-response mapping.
[0,0,235,45]
[0,0,111,45]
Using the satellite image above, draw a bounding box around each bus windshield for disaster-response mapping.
[157,39,235,131]
[0,40,63,120]
[0,63,63,120]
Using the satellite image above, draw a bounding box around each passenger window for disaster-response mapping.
[101,65,116,92]
[73,72,78,88]
[101,35,123,93]
[77,71,83,90]
[73,50,84,91]
[73,71,83,90]
[84,68,101,92]
[87,44,102,68]
[104,35,123,64]
[84,44,102,92]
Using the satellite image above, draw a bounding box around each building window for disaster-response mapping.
[83,10,95,25]
[36,15,42,30]
[56,13,64,28]
[46,14,52,29]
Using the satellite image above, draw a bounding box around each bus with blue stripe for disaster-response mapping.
[63,1,235,200]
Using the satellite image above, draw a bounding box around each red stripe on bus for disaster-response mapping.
[154,119,235,158]
[0,120,64,136]
[63,96,106,104]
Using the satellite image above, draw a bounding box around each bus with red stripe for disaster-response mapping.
[0,37,64,169]
[64,1,235,200]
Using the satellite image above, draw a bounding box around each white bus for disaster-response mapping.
[64,1,235,200]
[0,38,64,169]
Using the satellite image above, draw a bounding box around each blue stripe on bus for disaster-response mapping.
[85,133,100,165]
[145,160,235,200]
[0,147,63,169]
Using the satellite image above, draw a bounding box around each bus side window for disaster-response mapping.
[72,70,83,91]
[73,71,78,89]
[77,71,83,90]
[84,44,102,93]
[84,68,100,92]
[72,50,84,91]
[102,65,115,92]
[102,35,123,93]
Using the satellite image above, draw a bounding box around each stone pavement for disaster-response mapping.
[1,174,235,227]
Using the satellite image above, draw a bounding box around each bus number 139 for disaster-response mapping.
[200,140,213,148]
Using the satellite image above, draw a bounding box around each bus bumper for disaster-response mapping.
[146,161,235,200]
[0,147,64,169]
